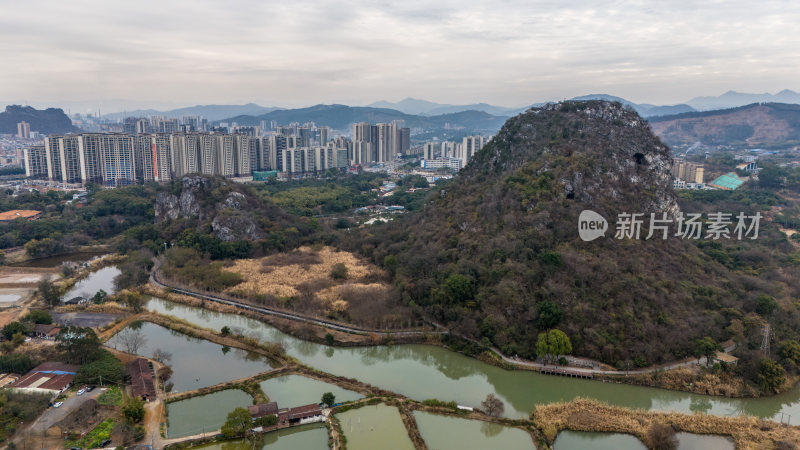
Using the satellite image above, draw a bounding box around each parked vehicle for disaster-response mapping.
[53,402,63,408]
[77,389,85,396]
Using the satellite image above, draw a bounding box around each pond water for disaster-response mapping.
[112,321,275,392]
[553,430,646,449]
[0,294,21,303]
[336,403,414,450]
[552,430,736,450]
[145,297,800,423]
[63,266,121,301]
[167,389,253,438]
[413,411,535,450]
[186,423,328,450]
[258,375,362,409]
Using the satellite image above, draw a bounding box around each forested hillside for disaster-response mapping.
[354,101,800,367]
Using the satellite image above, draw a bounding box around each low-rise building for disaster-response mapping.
[0,209,41,221]
[248,402,278,420]
[32,324,61,340]
[127,358,156,401]
[287,404,323,425]
[8,362,78,396]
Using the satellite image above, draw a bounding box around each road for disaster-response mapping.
[28,389,102,434]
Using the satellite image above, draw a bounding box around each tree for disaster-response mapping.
[536,301,562,329]
[56,327,102,364]
[37,279,60,308]
[113,327,147,355]
[778,340,800,369]
[481,393,504,417]
[152,348,173,364]
[536,329,572,364]
[118,291,145,313]
[22,310,51,325]
[757,358,786,393]
[75,351,124,385]
[325,333,335,345]
[755,294,777,316]
[646,423,678,450]
[92,289,109,304]
[693,337,720,367]
[220,407,252,438]
[330,263,348,280]
[122,396,146,424]
[2,322,29,340]
[221,326,231,336]
[321,392,336,407]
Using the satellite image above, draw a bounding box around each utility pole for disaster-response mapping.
[761,323,771,356]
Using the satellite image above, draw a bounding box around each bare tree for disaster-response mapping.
[116,328,147,355]
[481,393,504,417]
[152,348,173,364]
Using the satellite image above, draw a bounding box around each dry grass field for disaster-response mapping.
[534,398,800,449]
[223,246,413,328]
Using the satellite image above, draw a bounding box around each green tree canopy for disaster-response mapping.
[56,326,102,364]
[536,329,572,363]
[757,358,786,393]
[220,407,253,438]
[321,392,336,407]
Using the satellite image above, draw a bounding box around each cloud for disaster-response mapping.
[1,0,798,109]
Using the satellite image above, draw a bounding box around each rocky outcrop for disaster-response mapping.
[154,175,267,241]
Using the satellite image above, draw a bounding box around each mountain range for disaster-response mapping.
[648,102,800,148]
[0,105,76,135]
[221,104,508,132]
[102,103,284,122]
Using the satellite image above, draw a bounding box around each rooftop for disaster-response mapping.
[0,209,41,221]
[127,358,156,400]
[288,403,322,419]
[709,172,745,190]
[248,402,279,418]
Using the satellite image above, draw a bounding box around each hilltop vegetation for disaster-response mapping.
[350,101,800,374]
[0,105,76,134]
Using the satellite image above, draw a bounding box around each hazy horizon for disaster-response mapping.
[2,0,799,112]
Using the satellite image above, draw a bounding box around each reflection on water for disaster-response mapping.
[414,411,535,449]
[336,404,414,450]
[115,321,274,392]
[676,432,734,450]
[145,297,800,423]
[11,252,106,268]
[63,266,121,300]
[259,375,362,409]
[167,389,253,438]
[187,424,328,450]
[554,431,646,450]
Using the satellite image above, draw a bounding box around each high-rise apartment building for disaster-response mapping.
[23,145,48,179]
[17,122,31,139]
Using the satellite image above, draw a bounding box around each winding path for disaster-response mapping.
[149,261,732,377]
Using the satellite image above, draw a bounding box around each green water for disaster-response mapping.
[167,389,253,438]
[262,423,328,449]
[145,297,800,423]
[413,411,535,450]
[553,430,735,450]
[554,431,646,449]
[676,432,734,450]
[336,404,415,450]
[63,266,121,300]
[259,375,362,409]
[186,424,328,450]
[114,321,274,392]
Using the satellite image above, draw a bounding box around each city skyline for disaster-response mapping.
[2,0,799,110]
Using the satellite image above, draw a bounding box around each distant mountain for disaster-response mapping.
[0,105,77,135]
[686,90,800,111]
[104,103,283,122]
[569,94,695,118]
[648,102,800,148]
[222,104,509,132]
[368,97,522,116]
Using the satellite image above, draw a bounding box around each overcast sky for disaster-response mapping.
[1,0,799,111]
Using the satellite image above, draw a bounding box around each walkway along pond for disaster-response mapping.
[145,297,800,424]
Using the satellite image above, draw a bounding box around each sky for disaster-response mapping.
[1,0,799,112]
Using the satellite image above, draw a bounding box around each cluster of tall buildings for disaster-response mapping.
[23,130,358,186]
[420,136,488,171]
[351,122,410,165]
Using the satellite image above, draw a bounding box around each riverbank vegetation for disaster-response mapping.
[532,397,800,449]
